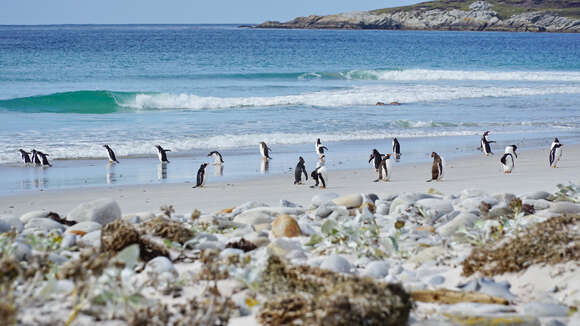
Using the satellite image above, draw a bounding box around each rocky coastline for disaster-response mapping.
[256,1,580,33]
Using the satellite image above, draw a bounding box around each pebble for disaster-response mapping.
[122,212,156,224]
[24,217,66,234]
[548,202,580,215]
[61,234,77,248]
[428,275,445,286]
[67,221,102,235]
[233,211,272,225]
[67,198,122,225]
[332,193,363,208]
[11,241,32,261]
[77,230,101,248]
[521,302,569,317]
[320,255,352,274]
[0,214,24,233]
[280,199,299,208]
[415,198,454,221]
[145,256,178,279]
[311,192,339,207]
[437,212,478,237]
[271,215,302,238]
[409,246,446,266]
[457,277,516,300]
[19,210,52,224]
[314,204,334,219]
[521,191,551,200]
[267,238,303,257]
[363,261,390,279]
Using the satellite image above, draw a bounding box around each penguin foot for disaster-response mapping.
[373,179,379,182]
[319,186,326,189]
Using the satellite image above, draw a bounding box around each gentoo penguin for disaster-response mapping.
[31,149,42,166]
[259,142,272,160]
[192,163,208,188]
[392,138,401,160]
[315,138,328,157]
[500,145,518,174]
[103,145,119,163]
[294,156,308,185]
[549,143,563,168]
[368,149,383,171]
[154,145,171,163]
[310,155,328,189]
[480,131,496,156]
[208,151,224,165]
[374,153,392,182]
[427,152,444,182]
[18,149,31,165]
[37,151,52,167]
[551,137,560,151]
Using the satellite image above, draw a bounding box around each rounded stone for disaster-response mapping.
[311,192,339,207]
[271,215,302,238]
[332,193,363,208]
[320,255,352,274]
[67,198,122,225]
[145,256,178,278]
[0,215,23,233]
[24,217,66,234]
[66,221,102,235]
[549,202,580,215]
[363,261,390,279]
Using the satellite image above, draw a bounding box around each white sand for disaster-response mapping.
[1,144,578,217]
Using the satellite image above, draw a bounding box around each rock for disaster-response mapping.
[122,212,155,224]
[460,189,489,199]
[230,201,269,216]
[253,223,271,232]
[11,241,32,261]
[487,203,512,218]
[415,199,453,218]
[522,199,550,211]
[66,221,102,235]
[521,191,551,200]
[19,210,52,223]
[548,202,580,215]
[494,193,517,205]
[271,215,302,238]
[311,192,339,207]
[320,255,352,274]
[409,246,446,266]
[24,217,65,234]
[332,193,363,208]
[280,199,299,208]
[457,277,516,300]
[67,198,121,225]
[233,211,272,225]
[77,230,101,248]
[145,256,178,279]
[328,207,348,219]
[0,215,23,233]
[428,275,445,286]
[267,238,303,257]
[437,212,479,237]
[314,205,334,219]
[363,261,390,278]
[61,234,77,248]
[220,248,244,257]
[521,302,569,317]
[444,313,540,326]
[245,232,270,248]
[48,253,67,265]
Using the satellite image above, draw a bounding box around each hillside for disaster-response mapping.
[256,0,580,32]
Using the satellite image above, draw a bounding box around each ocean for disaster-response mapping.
[1,24,579,193]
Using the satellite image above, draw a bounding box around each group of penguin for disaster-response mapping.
[480,131,564,173]
[17,132,565,189]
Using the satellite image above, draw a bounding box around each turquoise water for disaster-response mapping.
[1,25,579,192]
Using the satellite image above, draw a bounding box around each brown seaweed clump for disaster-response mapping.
[101,219,169,262]
[47,211,77,226]
[257,255,412,326]
[225,238,257,252]
[463,215,580,277]
[139,216,194,244]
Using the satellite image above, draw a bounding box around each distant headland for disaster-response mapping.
[254,0,580,33]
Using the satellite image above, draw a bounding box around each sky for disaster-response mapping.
[0,0,423,25]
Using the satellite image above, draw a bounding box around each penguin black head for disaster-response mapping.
[385,153,391,159]
[372,149,379,155]
[510,145,518,158]
[430,152,436,158]
[19,149,29,154]
[483,131,490,136]
[554,143,563,149]
[155,145,162,150]
[298,156,304,163]
[200,163,208,169]
[554,137,559,143]
[103,144,109,149]
[316,138,321,145]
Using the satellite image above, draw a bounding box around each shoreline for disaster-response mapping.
[1,144,578,217]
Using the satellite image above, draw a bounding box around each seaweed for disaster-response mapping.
[139,217,194,244]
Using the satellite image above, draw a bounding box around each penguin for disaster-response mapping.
[208,151,224,165]
[392,138,401,160]
[18,149,31,165]
[294,156,308,185]
[310,155,327,189]
[500,145,518,174]
[551,137,560,151]
[374,153,392,182]
[368,149,383,171]
[31,149,42,166]
[480,131,496,156]
[549,143,563,168]
[154,145,171,163]
[427,152,444,182]
[103,145,119,163]
[192,163,208,188]
[259,142,272,160]
[37,151,52,167]
[315,138,328,157]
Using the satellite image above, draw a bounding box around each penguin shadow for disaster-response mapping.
[157,162,168,180]
[31,168,48,190]
[213,164,224,177]
[260,159,270,174]
[106,162,118,184]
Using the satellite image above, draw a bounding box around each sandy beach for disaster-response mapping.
[2,144,578,217]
